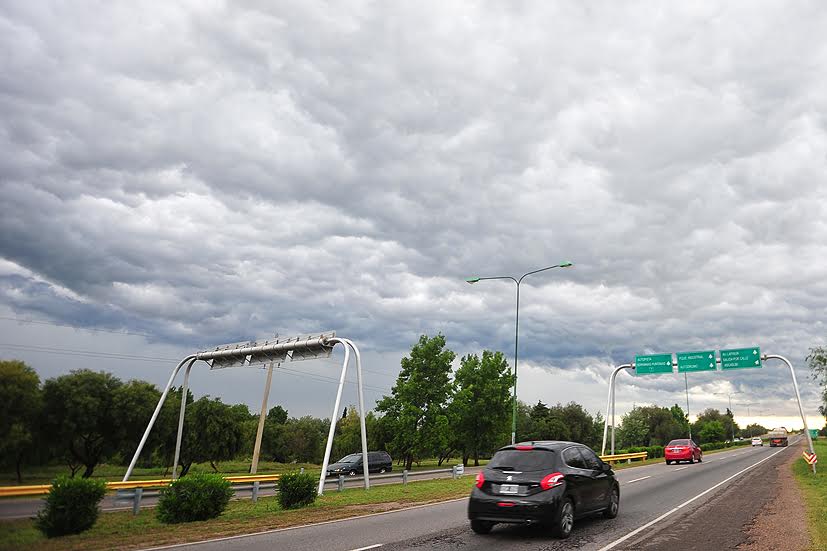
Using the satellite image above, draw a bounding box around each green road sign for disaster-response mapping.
[810,429,819,440]
[677,350,716,373]
[720,347,761,370]
[635,353,673,375]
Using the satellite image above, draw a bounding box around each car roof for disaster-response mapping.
[499,440,584,452]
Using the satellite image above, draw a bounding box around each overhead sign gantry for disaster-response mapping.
[601,346,817,474]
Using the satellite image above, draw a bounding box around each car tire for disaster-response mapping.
[470,519,494,535]
[551,498,575,539]
[698,454,702,463]
[689,455,695,464]
[379,468,387,474]
[603,486,620,519]
[665,460,671,465]
[348,470,357,476]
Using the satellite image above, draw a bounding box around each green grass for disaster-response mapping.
[0,476,473,551]
[792,438,827,551]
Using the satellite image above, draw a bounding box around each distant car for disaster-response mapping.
[326,451,392,477]
[467,441,619,539]
[751,437,763,447]
[664,439,702,464]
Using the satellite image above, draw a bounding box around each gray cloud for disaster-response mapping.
[1,1,826,425]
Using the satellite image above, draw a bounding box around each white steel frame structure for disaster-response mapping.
[122,334,372,491]
[599,353,817,474]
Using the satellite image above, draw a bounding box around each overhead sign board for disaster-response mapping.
[635,354,673,375]
[677,350,716,373]
[720,347,761,370]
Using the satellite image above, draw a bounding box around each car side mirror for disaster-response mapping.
[601,462,612,473]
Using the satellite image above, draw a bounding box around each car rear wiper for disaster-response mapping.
[491,466,516,470]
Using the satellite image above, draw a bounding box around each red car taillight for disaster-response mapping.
[475,471,485,489]
[540,472,564,490]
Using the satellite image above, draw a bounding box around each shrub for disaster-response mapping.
[36,476,107,537]
[278,470,316,509]
[156,473,233,524]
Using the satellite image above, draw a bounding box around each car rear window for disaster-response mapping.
[667,440,690,446]
[488,449,555,471]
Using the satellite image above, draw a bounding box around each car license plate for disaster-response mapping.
[500,484,519,494]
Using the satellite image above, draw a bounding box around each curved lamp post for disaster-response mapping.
[466,262,573,445]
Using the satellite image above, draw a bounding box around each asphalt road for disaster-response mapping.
[0,466,482,520]
[145,440,799,551]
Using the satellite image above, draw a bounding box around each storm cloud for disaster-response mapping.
[1,1,826,427]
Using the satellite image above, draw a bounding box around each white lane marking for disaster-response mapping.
[674,466,689,471]
[596,446,788,551]
[624,476,651,484]
[137,497,467,550]
[349,545,382,551]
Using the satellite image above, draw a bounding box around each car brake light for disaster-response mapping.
[540,472,564,490]
[515,445,534,450]
[475,471,484,489]
[497,502,515,507]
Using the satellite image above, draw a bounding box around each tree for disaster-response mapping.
[692,408,738,443]
[280,416,327,463]
[669,404,690,437]
[741,423,768,438]
[617,405,683,447]
[450,351,513,466]
[41,370,123,478]
[806,346,827,417]
[0,360,42,482]
[177,397,245,475]
[111,380,170,467]
[698,420,726,443]
[376,334,455,470]
[261,405,290,462]
[332,406,364,461]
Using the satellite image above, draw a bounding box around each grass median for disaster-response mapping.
[0,476,473,551]
[792,438,827,551]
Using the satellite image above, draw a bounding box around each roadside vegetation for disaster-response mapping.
[0,476,472,551]
[793,438,827,551]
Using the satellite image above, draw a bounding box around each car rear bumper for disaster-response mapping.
[665,452,693,461]
[468,488,562,524]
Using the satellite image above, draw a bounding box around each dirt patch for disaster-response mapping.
[737,446,811,551]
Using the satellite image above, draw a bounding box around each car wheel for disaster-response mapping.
[348,470,357,476]
[665,460,671,465]
[379,468,387,474]
[689,455,695,464]
[552,498,575,539]
[698,454,702,463]
[470,519,494,535]
[603,486,620,519]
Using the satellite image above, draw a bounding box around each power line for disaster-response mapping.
[0,342,392,394]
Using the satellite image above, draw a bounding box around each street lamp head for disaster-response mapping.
[465,277,480,284]
[559,262,574,268]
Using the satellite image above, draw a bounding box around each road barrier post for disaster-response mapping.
[252,481,259,503]
[132,488,143,515]
[338,475,345,491]
[403,470,408,485]
[451,465,457,479]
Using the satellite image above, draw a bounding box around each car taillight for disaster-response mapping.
[515,445,534,450]
[475,471,485,489]
[540,472,564,490]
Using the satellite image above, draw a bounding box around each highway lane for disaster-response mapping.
[148,442,796,551]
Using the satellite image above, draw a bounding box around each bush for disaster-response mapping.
[36,476,107,537]
[278,470,316,509]
[156,473,233,523]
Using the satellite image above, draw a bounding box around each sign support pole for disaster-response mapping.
[602,364,632,456]
[250,362,276,476]
[764,354,817,474]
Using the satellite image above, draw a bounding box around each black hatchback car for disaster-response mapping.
[468,441,619,538]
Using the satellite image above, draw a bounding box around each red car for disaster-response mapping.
[664,439,702,465]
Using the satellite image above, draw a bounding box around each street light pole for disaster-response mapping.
[466,262,573,445]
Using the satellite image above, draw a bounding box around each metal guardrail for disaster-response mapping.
[0,473,281,498]
[599,451,648,464]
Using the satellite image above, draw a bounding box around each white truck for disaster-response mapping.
[768,427,789,447]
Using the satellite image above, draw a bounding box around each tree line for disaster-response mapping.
[3,332,789,482]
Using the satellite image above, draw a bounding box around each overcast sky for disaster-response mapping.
[2,1,826,433]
